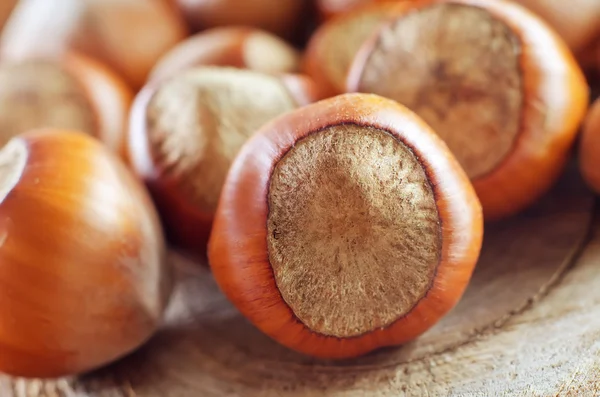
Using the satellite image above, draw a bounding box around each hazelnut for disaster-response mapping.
[175,0,306,39]
[129,67,320,255]
[1,0,188,88]
[209,93,483,359]
[150,27,300,83]
[347,0,589,219]
[0,129,170,378]
[0,53,132,158]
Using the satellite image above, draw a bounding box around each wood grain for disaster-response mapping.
[0,167,596,396]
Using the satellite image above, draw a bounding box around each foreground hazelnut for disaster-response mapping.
[0,129,170,378]
[0,53,132,158]
[580,99,600,193]
[0,0,188,88]
[175,0,306,39]
[209,93,483,359]
[129,67,320,256]
[150,27,301,83]
[304,2,409,97]
[347,0,589,220]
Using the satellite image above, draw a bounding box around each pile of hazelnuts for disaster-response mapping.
[0,0,597,380]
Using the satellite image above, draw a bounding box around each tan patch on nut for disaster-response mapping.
[356,4,523,178]
[147,67,297,213]
[267,124,441,338]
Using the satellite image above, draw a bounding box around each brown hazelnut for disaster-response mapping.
[175,0,306,39]
[1,0,188,88]
[209,93,483,359]
[304,2,408,97]
[0,129,170,378]
[516,0,600,54]
[315,0,399,19]
[0,53,132,158]
[128,67,321,256]
[150,27,300,83]
[347,0,589,220]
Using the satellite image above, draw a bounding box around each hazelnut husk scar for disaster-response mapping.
[209,93,483,359]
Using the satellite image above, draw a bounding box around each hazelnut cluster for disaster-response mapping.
[0,0,596,378]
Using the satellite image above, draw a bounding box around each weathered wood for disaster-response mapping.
[1,168,596,396]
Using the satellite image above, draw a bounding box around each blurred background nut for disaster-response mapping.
[346,0,589,219]
[150,27,301,83]
[0,0,188,88]
[128,67,321,256]
[174,0,307,39]
[0,52,132,159]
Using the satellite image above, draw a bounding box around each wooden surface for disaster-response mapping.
[1,168,598,396]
